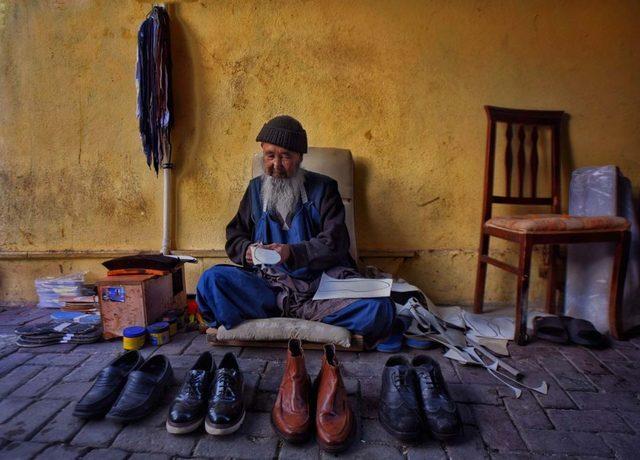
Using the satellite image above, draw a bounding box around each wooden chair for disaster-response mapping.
[474,106,631,345]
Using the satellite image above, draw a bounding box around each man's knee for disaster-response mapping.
[354,298,395,332]
[370,298,396,322]
[198,264,239,290]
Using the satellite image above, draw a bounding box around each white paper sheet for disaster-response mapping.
[466,331,509,356]
[312,273,392,300]
[462,310,515,340]
[429,305,465,329]
[391,280,422,292]
[444,348,475,364]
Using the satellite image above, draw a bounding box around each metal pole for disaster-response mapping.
[161,162,174,255]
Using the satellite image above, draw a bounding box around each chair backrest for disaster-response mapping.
[481,105,565,222]
[252,147,358,261]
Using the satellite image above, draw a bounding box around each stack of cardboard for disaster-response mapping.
[60,294,99,314]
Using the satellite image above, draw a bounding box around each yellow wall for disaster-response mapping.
[1,0,639,307]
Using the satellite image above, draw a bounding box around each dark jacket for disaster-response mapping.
[225,170,352,271]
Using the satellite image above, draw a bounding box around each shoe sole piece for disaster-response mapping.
[405,337,436,350]
[204,411,245,435]
[376,343,403,353]
[166,416,204,434]
[270,413,312,444]
[376,334,403,353]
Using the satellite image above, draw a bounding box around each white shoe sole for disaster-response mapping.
[204,411,245,436]
[166,417,204,435]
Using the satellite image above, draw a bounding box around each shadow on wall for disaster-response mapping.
[169,3,203,243]
[560,114,575,208]
[353,155,372,249]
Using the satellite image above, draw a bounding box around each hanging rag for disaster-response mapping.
[136,5,173,174]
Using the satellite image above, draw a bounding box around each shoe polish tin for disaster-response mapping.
[147,322,171,346]
[162,314,179,336]
[122,326,146,350]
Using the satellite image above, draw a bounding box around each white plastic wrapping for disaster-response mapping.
[565,166,640,333]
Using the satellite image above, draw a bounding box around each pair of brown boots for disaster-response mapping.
[271,339,356,453]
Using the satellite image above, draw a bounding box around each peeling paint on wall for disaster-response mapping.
[1,0,639,305]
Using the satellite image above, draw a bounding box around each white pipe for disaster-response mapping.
[161,163,173,255]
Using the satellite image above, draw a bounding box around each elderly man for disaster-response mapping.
[196,115,395,346]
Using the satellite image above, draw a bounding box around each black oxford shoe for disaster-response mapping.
[73,350,144,419]
[106,354,173,422]
[378,355,424,443]
[166,352,216,434]
[205,352,245,435]
[412,355,461,440]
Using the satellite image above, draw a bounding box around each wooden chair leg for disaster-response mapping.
[609,231,631,340]
[474,233,490,314]
[515,240,533,345]
[545,244,559,314]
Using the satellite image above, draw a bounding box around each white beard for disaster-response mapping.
[261,169,305,230]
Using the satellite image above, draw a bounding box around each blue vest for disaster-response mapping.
[248,171,348,279]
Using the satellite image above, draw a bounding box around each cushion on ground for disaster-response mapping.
[211,318,352,347]
[485,214,629,233]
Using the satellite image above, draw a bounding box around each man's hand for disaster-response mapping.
[263,243,291,264]
[245,245,254,265]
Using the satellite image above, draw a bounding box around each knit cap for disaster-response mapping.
[256,115,308,154]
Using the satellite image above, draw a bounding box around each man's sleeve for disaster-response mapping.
[225,185,254,266]
[287,180,351,270]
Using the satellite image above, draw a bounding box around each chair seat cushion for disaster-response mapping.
[485,214,629,233]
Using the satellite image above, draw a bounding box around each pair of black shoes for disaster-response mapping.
[379,355,461,442]
[73,350,173,422]
[166,352,244,435]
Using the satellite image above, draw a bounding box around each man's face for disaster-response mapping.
[261,143,302,179]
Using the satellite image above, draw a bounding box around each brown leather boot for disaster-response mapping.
[271,339,312,443]
[315,344,356,453]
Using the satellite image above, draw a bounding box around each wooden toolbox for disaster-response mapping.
[97,266,187,339]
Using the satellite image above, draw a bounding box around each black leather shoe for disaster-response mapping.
[205,352,245,435]
[73,350,144,419]
[412,355,461,440]
[166,352,216,434]
[106,354,173,422]
[378,355,423,442]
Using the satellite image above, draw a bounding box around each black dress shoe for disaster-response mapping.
[106,354,173,422]
[166,352,216,434]
[412,355,461,440]
[205,352,245,435]
[378,355,423,442]
[73,350,144,419]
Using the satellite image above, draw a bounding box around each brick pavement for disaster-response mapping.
[0,306,639,459]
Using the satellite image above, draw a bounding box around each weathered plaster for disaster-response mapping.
[1,1,639,307]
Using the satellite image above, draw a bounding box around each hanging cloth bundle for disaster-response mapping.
[136,5,173,174]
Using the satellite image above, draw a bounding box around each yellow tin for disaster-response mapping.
[162,314,178,336]
[147,322,171,346]
[122,326,146,350]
